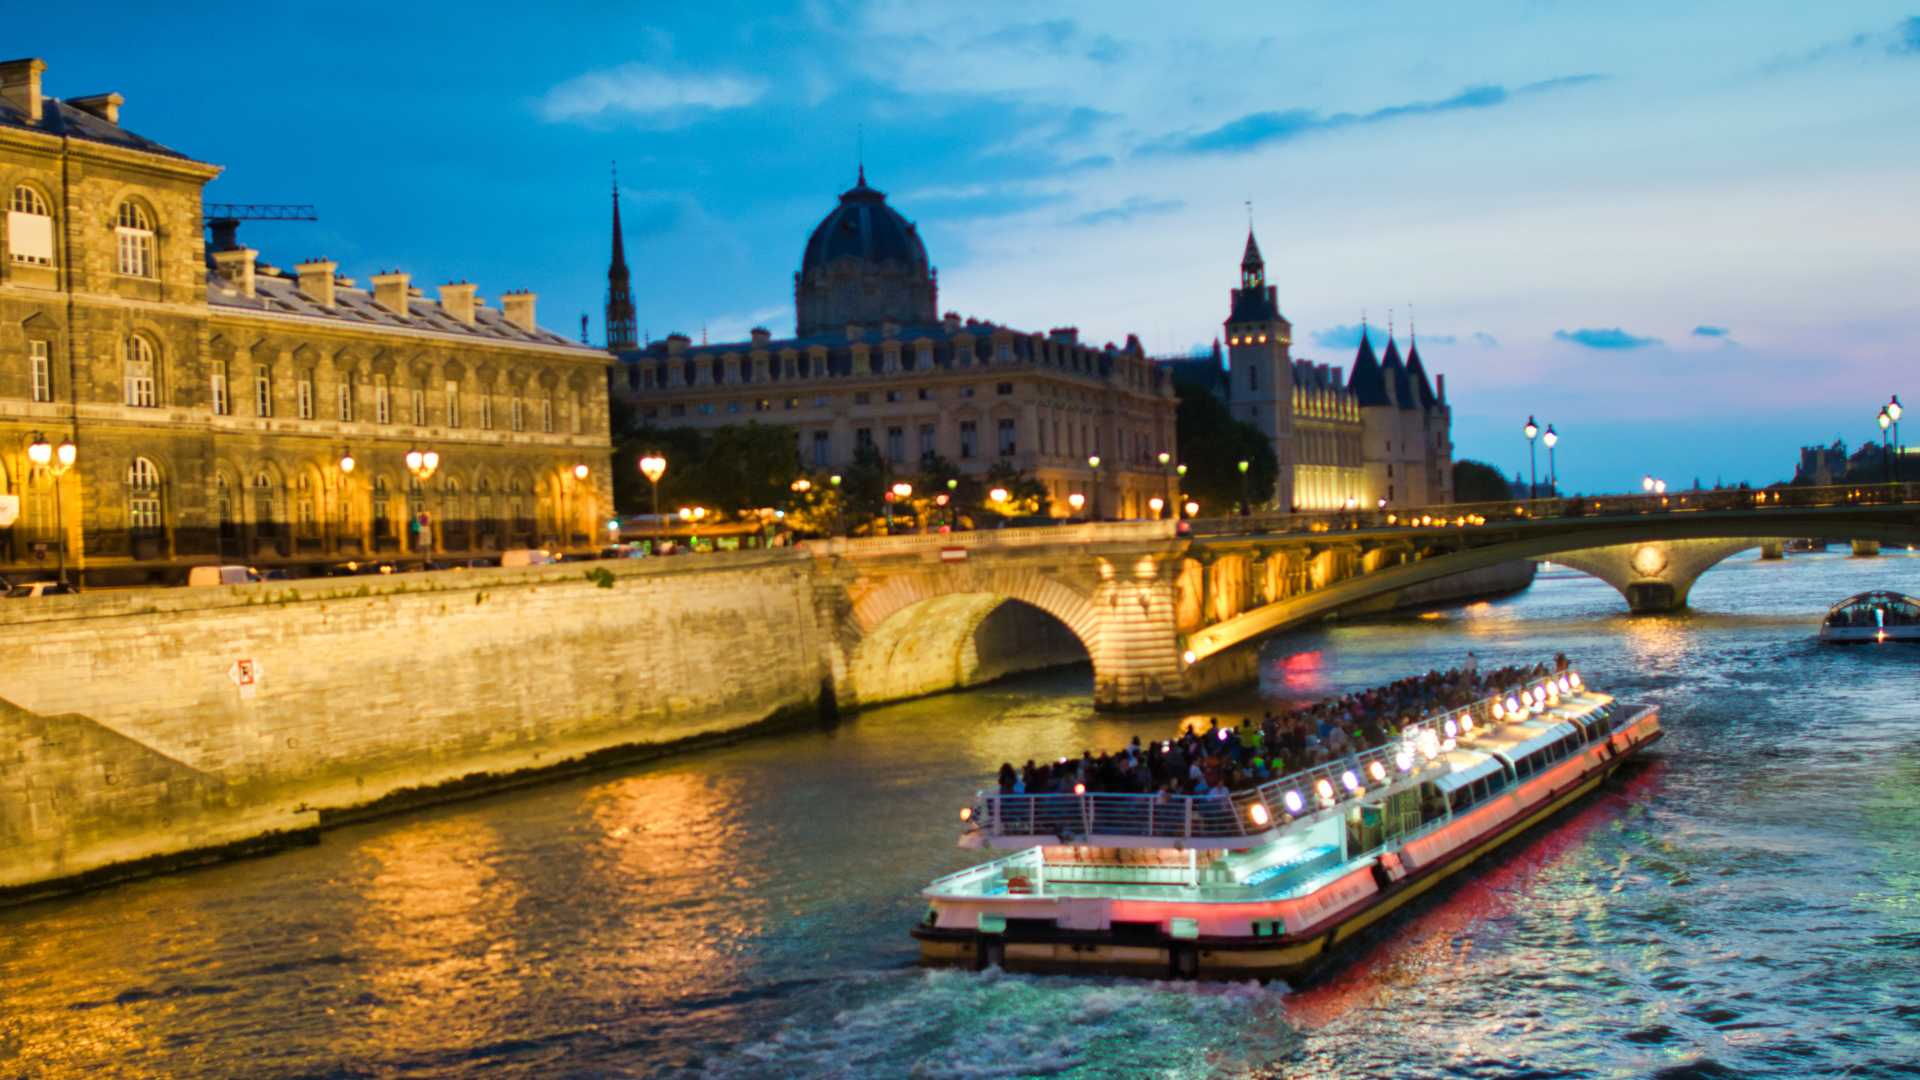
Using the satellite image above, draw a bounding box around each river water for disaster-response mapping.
[2,550,1918,1078]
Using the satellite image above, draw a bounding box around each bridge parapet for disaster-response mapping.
[801,519,1173,561]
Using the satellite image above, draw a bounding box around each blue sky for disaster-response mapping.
[44,2,1920,492]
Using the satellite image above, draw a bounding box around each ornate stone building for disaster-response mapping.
[609,171,1178,518]
[0,58,612,584]
[1163,229,1452,510]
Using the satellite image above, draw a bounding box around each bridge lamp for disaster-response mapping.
[1522,416,1540,500]
[892,482,913,499]
[1087,455,1101,470]
[989,486,1009,504]
[1542,425,1558,492]
[1157,451,1171,466]
[677,506,692,521]
[1654,479,1667,495]
[1176,463,1188,478]
[1184,500,1200,518]
[1149,495,1165,517]
[1236,459,1252,517]
[1068,492,1086,513]
[1642,474,1654,493]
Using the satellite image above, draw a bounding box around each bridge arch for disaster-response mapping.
[838,565,1101,709]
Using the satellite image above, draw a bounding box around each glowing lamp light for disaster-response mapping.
[1068,493,1086,511]
[1088,455,1101,469]
[1184,500,1199,517]
[1395,750,1414,773]
[1459,715,1474,734]
[1367,760,1387,784]
[1073,783,1087,796]
[1444,718,1459,738]
[1218,728,1230,742]
[1557,675,1572,694]
[1340,770,1360,793]
[1283,790,1305,815]
[1182,649,1197,665]
[1417,728,1441,760]
[572,463,590,480]
[1569,672,1583,690]
[892,482,913,499]
[1505,696,1522,715]
[989,487,1009,503]
[1441,737,1457,753]
[1315,778,1335,802]
[639,455,668,483]
[959,806,973,823]
[1491,701,1505,720]
[1249,802,1271,827]
[1149,496,1165,514]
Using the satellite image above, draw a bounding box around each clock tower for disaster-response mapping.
[1223,228,1295,510]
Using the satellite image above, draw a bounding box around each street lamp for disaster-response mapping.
[338,452,356,553]
[1087,455,1101,521]
[1890,395,1904,482]
[1149,495,1165,518]
[1184,499,1199,518]
[1237,459,1251,516]
[25,432,77,586]
[404,448,440,555]
[1523,416,1539,499]
[1879,406,1893,484]
[1654,479,1667,495]
[1068,492,1086,517]
[945,477,959,530]
[639,453,667,550]
[1542,425,1558,494]
[1642,474,1654,494]
[886,481,912,533]
[828,473,843,537]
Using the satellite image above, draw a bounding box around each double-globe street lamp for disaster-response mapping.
[404,448,440,554]
[638,454,667,550]
[24,432,77,586]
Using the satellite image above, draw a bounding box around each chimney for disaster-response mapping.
[295,258,337,308]
[501,289,537,331]
[69,92,123,125]
[750,327,771,347]
[1050,326,1079,344]
[0,58,45,124]
[371,270,411,316]
[439,281,476,325]
[212,248,257,299]
[943,311,961,332]
[1437,373,1447,403]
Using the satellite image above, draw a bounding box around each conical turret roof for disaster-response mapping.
[1347,328,1390,406]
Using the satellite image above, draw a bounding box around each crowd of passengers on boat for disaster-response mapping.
[993,655,1577,800]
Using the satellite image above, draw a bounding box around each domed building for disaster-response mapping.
[609,171,1178,520]
[794,168,937,335]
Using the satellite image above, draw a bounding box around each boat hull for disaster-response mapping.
[913,716,1661,982]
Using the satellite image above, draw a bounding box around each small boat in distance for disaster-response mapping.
[912,668,1661,983]
[1819,591,1920,644]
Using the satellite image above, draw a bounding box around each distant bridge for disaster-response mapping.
[803,483,1920,710]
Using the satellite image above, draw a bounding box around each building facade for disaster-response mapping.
[1166,230,1452,511]
[608,172,1179,519]
[0,58,612,584]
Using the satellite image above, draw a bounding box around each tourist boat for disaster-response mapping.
[911,669,1661,982]
[1819,591,1920,644]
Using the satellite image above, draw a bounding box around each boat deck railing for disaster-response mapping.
[969,672,1591,845]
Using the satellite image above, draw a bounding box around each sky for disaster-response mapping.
[40,2,1920,492]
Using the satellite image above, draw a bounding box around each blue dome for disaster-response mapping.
[800,170,929,277]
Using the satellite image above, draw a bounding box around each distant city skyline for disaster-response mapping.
[44,2,1919,492]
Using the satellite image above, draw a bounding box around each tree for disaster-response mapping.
[1173,383,1276,514]
[613,423,799,518]
[1452,459,1511,503]
[982,460,1051,518]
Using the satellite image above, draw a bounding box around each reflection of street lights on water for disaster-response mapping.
[25,432,77,586]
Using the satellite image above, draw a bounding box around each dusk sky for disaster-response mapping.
[46,2,1920,492]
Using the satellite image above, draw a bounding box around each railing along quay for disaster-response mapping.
[969,672,1591,844]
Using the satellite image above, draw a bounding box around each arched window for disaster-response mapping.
[252,472,277,535]
[295,473,316,535]
[124,335,157,407]
[127,457,162,531]
[8,185,54,266]
[115,201,155,278]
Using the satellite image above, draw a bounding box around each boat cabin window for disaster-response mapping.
[1825,597,1920,627]
[1446,769,1513,813]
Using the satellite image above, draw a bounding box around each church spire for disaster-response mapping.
[605,163,638,352]
[1240,226,1264,290]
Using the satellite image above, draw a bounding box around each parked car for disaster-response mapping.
[6,579,77,598]
[499,548,556,567]
[188,565,258,586]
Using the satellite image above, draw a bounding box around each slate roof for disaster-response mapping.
[800,169,929,275]
[1381,335,1416,410]
[0,96,195,160]
[206,263,596,352]
[1346,329,1390,406]
[1405,339,1438,408]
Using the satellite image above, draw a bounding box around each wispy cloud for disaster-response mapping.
[1472,332,1501,348]
[540,64,765,125]
[1555,327,1661,349]
[1139,74,1605,156]
[1692,325,1730,337]
[1761,16,1920,71]
[974,19,1124,64]
[1070,196,1183,226]
[1311,324,1497,349]
[1312,324,1368,349]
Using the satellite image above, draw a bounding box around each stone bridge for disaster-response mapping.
[805,484,1920,711]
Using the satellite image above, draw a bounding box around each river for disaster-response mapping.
[2,549,1917,1078]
